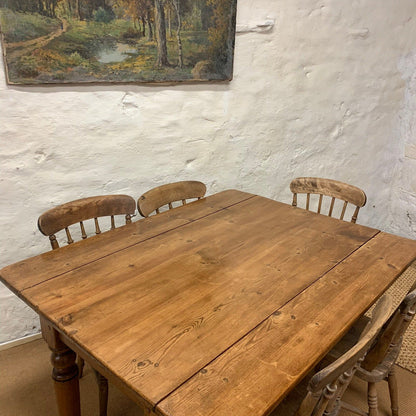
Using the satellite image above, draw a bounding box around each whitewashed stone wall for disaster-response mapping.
[1,0,416,344]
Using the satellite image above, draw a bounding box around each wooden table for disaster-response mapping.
[2,190,416,416]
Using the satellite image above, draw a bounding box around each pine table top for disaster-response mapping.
[2,190,416,416]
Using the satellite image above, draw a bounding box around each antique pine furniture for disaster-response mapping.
[1,190,416,416]
[290,177,367,223]
[272,295,393,416]
[37,194,136,416]
[326,283,416,416]
[137,180,206,217]
[38,194,136,249]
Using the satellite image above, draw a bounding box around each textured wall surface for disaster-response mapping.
[1,0,416,344]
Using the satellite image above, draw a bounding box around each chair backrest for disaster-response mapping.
[290,177,367,223]
[137,181,206,217]
[296,295,392,416]
[359,283,416,372]
[38,195,136,250]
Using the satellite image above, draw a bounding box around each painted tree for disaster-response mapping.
[179,0,209,31]
[199,0,211,31]
[60,0,81,20]
[164,0,174,37]
[2,0,60,17]
[165,0,205,68]
[207,0,235,77]
[113,0,168,66]
[171,0,182,68]
[145,4,153,40]
[115,0,153,39]
[154,0,169,66]
[51,0,110,20]
[81,0,111,20]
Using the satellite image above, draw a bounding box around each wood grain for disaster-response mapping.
[137,181,206,217]
[1,190,252,293]
[157,232,416,416]
[296,295,393,416]
[21,196,377,408]
[38,194,136,237]
[1,190,415,416]
[41,320,81,416]
[290,177,367,207]
[290,177,367,223]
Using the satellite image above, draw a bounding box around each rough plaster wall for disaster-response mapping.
[389,49,416,238]
[1,0,416,343]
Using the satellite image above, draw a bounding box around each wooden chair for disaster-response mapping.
[324,283,416,416]
[38,194,136,416]
[290,177,367,223]
[271,295,393,416]
[137,180,206,217]
[38,194,136,249]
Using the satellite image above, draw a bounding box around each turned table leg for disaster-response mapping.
[94,369,108,416]
[41,319,81,416]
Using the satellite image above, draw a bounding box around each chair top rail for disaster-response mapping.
[137,181,206,217]
[290,177,367,207]
[38,194,136,236]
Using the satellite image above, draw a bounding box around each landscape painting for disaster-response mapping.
[0,0,237,84]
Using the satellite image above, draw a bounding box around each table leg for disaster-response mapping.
[41,319,81,416]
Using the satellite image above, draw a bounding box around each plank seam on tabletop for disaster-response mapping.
[152,230,382,414]
[19,193,256,292]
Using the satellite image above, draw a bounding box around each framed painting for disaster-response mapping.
[0,0,237,85]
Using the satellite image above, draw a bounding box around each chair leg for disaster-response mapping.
[94,369,109,416]
[387,367,399,416]
[77,356,85,379]
[367,382,379,416]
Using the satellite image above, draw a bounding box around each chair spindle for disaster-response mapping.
[292,193,298,208]
[289,177,367,223]
[317,194,323,214]
[94,218,101,235]
[340,201,348,221]
[49,235,59,250]
[328,197,335,217]
[37,194,136,416]
[137,181,207,218]
[65,227,74,244]
[351,206,360,224]
[80,221,87,239]
[315,382,337,416]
